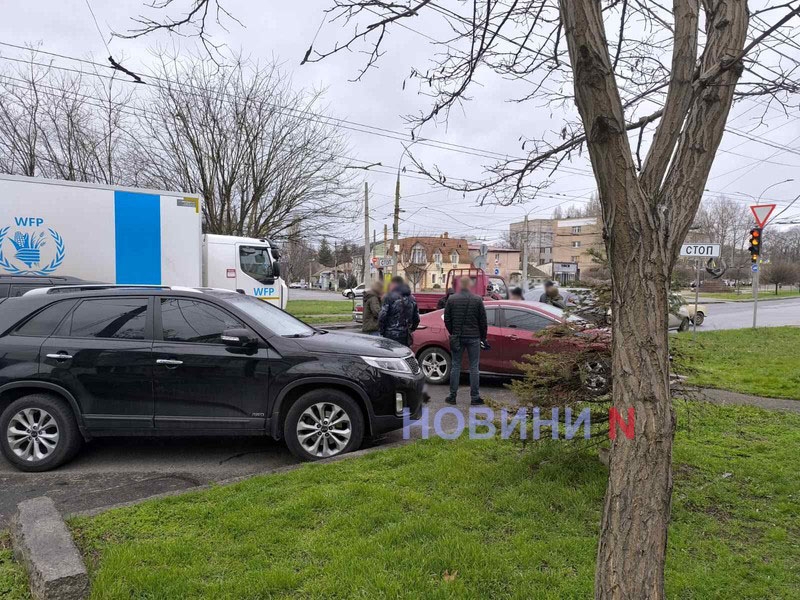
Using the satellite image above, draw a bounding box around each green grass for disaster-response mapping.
[0,532,30,600]
[696,290,800,301]
[286,300,354,316]
[70,403,800,599]
[301,315,354,325]
[673,327,800,399]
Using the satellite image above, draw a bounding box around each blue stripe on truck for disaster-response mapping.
[114,191,161,284]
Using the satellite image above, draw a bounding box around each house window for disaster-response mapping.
[433,250,442,265]
[450,250,459,265]
[431,274,437,284]
[572,241,581,248]
[410,243,427,264]
[571,255,579,262]
[572,226,582,234]
[495,253,500,260]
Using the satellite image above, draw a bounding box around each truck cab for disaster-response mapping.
[202,234,288,309]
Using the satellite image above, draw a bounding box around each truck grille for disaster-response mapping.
[405,356,421,375]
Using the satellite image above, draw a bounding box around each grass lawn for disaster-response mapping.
[301,315,354,325]
[697,290,800,301]
[70,403,800,599]
[672,327,800,399]
[0,532,29,600]
[285,300,353,316]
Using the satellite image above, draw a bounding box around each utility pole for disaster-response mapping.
[522,214,529,295]
[392,174,400,277]
[363,182,371,284]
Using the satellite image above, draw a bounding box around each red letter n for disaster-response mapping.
[608,407,635,440]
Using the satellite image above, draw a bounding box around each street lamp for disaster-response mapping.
[757,178,794,204]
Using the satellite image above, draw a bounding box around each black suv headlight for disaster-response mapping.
[360,355,413,375]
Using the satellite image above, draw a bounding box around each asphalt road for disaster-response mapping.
[0,380,518,524]
[698,297,800,330]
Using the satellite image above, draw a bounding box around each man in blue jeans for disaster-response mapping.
[443,276,488,406]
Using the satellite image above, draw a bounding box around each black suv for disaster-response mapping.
[0,287,424,471]
[0,275,95,301]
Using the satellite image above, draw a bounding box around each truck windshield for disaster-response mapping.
[239,246,274,284]
[217,293,315,337]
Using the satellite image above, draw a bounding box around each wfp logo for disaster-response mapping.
[0,217,66,276]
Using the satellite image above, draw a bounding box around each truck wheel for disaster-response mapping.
[693,312,705,326]
[418,347,451,385]
[0,394,82,472]
[284,390,364,462]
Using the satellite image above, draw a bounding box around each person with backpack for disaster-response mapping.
[378,276,420,346]
[444,276,488,406]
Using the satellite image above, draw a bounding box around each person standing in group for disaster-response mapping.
[361,279,384,336]
[444,276,487,406]
[378,276,420,346]
[509,286,524,301]
[539,280,567,309]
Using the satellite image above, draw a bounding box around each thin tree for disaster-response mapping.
[120,1,800,597]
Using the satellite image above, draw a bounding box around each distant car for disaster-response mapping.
[410,300,609,390]
[342,284,365,299]
[289,282,302,289]
[673,294,707,326]
[0,275,97,302]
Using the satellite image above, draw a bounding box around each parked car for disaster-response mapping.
[342,283,365,299]
[410,300,609,387]
[0,275,96,302]
[672,293,707,326]
[289,282,302,289]
[0,286,424,471]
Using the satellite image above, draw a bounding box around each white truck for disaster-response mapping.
[0,175,287,308]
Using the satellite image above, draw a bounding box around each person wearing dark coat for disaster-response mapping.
[378,276,420,346]
[443,276,487,406]
[436,287,455,310]
[361,280,383,335]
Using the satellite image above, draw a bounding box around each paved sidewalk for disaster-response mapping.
[686,386,800,413]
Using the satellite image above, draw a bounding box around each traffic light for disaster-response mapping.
[748,228,762,263]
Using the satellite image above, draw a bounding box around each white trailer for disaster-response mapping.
[0,175,287,308]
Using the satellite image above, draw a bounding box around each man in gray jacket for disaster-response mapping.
[443,276,487,406]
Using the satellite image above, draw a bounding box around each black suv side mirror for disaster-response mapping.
[221,328,258,348]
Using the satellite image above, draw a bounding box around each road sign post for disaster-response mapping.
[680,244,720,340]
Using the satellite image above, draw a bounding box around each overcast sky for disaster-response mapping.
[3,0,800,244]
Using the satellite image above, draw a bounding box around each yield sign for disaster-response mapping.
[750,204,777,228]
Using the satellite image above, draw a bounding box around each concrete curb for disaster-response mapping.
[69,437,413,520]
[11,496,88,600]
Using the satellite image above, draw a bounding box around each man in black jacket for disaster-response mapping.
[378,276,420,346]
[443,276,487,406]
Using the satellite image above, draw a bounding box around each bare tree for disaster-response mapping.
[762,261,798,294]
[0,49,134,183]
[118,1,800,597]
[135,53,358,240]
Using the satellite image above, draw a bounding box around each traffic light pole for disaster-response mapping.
[752,266,759,329]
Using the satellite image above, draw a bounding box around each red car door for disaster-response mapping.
[499,307,560,373]
[473,306,506,373]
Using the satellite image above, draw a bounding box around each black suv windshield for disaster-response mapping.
[213,293,315,337]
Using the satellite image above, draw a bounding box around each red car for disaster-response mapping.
[411,300,609,387]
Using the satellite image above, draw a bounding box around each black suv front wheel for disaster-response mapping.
[0,394,82,472]
[284,389,364,461]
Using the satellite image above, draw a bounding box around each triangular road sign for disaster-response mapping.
[751,204,777,228]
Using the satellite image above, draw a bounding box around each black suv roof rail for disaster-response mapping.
[24,284,176,296]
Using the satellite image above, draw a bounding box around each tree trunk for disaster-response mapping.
[595,195,676,598]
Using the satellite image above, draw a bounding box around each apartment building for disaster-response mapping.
[552,217,604,276]
[508,218,555,265]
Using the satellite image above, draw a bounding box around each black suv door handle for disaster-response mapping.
[46,352,73,361]
[156,359,183,368]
